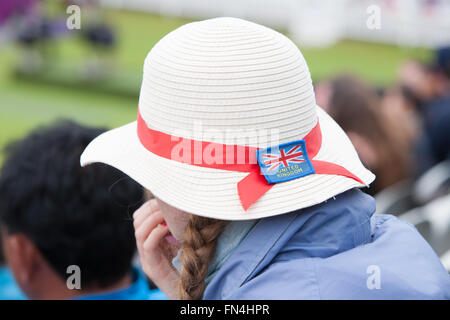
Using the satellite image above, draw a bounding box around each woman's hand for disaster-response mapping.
[133,199,180,299]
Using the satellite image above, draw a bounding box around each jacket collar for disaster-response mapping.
[204,188,375,298]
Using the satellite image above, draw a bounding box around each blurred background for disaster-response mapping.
[0,0,449,274]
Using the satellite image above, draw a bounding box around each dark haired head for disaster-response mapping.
[435,46,450,79]
[0,121,143,289]
[328,74,411,193]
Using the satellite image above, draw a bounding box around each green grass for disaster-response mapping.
[302,40,430,85]
[0,9,431,163]
[0,11,192,162]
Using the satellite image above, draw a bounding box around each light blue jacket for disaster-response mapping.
[203,189,450,299]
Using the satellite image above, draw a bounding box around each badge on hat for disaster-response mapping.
[257,140,315,184]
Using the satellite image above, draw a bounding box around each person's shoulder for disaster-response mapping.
[370,213,432,248]
[147,289,168,300]
[224,215,450,300]
[311,214,450,299]
[0,266,26,300]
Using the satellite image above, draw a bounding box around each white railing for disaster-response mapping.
[101,0,450,48]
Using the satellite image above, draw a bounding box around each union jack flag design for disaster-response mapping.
[257,140,315,184]
[262,144,305,171]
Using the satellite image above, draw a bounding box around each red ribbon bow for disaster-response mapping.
[137,110,364,211]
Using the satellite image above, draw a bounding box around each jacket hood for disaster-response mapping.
[204,188,450,299]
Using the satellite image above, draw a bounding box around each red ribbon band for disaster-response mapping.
[137,110,364,211]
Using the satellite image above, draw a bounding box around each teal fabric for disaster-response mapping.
[76,266,166,300]
[0,265,166,300]
[205,219,258,284]
[0,266,26,300]
[172,219,258,284]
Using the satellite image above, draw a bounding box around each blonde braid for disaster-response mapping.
[178,215,226,300]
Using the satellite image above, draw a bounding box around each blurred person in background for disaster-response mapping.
[322,74,412,194]
[380,85,422,150]
[77,0,117,78]
[0,121,166,300]
[397,47,450,176]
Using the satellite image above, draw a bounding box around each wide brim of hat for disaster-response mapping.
[80,105,375,220]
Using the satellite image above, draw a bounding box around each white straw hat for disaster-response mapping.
[80,17,375,220]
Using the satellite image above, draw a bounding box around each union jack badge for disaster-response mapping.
[257,140,315,184]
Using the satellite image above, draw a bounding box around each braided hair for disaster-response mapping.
[178,215,226,299]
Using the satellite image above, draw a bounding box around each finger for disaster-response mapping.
[132,200,152,226]
[134,207,154,229]
[135,210,160,255]
[135,210,164,246]
[133,199,159,228]
[143,224,170,252]
[135,210,163,253]
[133,199,159,220]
